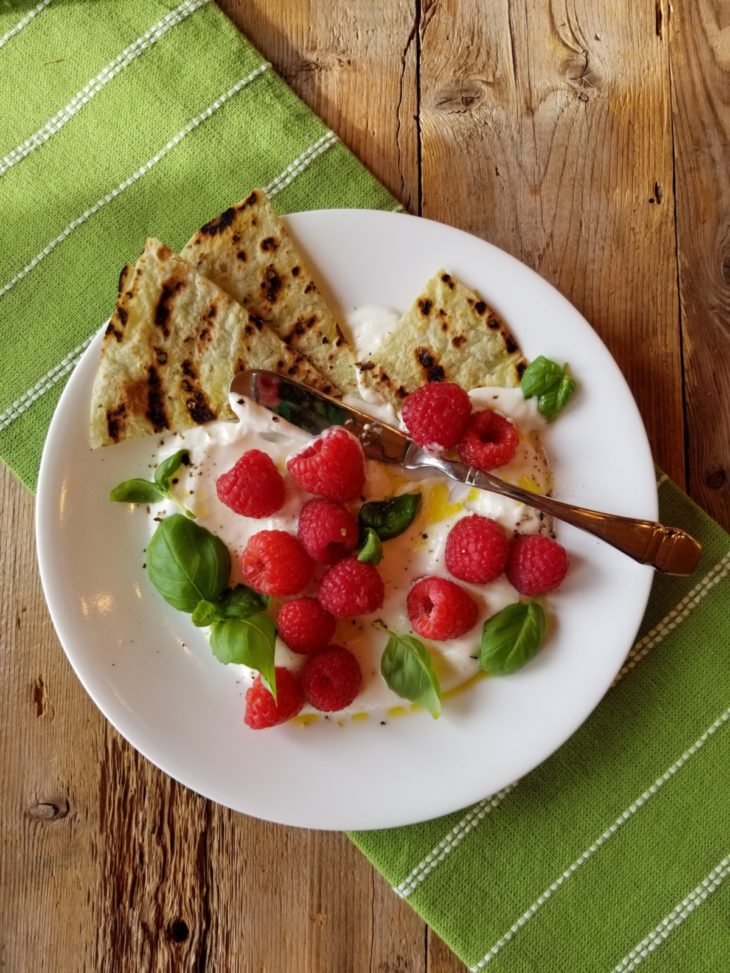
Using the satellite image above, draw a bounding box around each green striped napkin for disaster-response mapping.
[2,3,727,970]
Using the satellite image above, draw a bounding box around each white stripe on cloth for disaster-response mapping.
[394,783,518,899]
[0,123,340,433]
[611,855,730,972]
[468,707,730,971]
[0,0,210,176]
[613,552,730,685]
[0,62,270,305]
[0,0,52,50]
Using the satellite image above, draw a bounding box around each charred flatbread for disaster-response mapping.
[181,189,358,395]
[360,270,527,407]
[89,239,332,448]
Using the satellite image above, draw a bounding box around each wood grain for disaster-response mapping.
[1,1,727,972]
[669,0,730,527]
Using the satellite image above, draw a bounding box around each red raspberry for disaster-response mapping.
[244,668,303,729]
[301,645,362,712]
[445,515,508,584]
[318,558,385,618]
[277,597,337,654]
[287,427,365,501]
[506,534,568,596]
[457,410,518,471]
[407,577,479,640]
[297,498,359,564]
[401,382,472,450]
[241,530,313,595]
[216,449,285,517]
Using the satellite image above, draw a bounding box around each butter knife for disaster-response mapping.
[230,370,702,575]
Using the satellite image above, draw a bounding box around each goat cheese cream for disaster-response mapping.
[146,312,552,721]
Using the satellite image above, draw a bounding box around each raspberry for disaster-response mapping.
[241,530,313,595]
[297,498,359,564]
[244,668,303,729]
[506,534,568,596]
[287,427,365,501]
[445,515,508,584]
[277,597,337,654]
[301,645,362,712]
[401,382,472,450]
[457,410,518,471]
[406,577,479,640]
[216,449,285,517]
[318,558,385,618]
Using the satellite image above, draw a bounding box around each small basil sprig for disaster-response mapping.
[210,614,277,700]
[357,527,383,564]
[520,356,576,422]
[191,585,267,627]
[110,449,195,517]
[147,514,230,612]
[359,491,421,541]
[381,631,441,718]
[479,602,545,675]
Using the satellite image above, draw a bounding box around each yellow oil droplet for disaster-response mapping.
[466,488,480,503]
[350,712,370,723]
[410,702,422,712]
[423,482,463,524]
[442,670,488,700]
[386,706,409,718]
[518,474,545,495]
[291,714,320,727]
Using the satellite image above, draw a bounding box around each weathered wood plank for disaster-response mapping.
[418,0,685,484]
[669,0,730,528]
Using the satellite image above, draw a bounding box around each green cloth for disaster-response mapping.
[2,4,728,971]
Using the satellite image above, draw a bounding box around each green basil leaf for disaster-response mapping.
[153,448,190,493]
[109,478,165,504]
[191,600,220,627]
[479,601,545,675]
[359,491,421,541]
[537,370,577,422]
[147,514,230,613]
[216,584,267,619]
[381,632,441,718]
[357,527,383,564]
[210,614,277,700]
[520,356,564,398]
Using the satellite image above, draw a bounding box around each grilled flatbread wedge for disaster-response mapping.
[181,189,358,395]
[360,270,528,407]
[89,239,332,448]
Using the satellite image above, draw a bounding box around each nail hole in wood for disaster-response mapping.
[168,918,189,943]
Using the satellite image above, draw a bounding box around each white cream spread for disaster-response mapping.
[145,377,551,721]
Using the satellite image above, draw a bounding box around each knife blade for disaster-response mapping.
[229,369,702,574]
[230,368,415,465]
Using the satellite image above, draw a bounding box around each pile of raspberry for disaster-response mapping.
[217,380,568,731]
[217,426,383,729]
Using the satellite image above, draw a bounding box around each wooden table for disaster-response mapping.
[2,2,727,970]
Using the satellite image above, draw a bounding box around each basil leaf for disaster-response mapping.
[191,600,219,627]
[109,478,165,504]
[216,584,267,619]
[359,491,421,541]
[381,632,441,718]
[537,371,576,422]
[520,356,564,398]
[210,614,277,700]
[357,528,383,564]
[154,449,190,493]
[147,514,230,612]
[479,601,545,675]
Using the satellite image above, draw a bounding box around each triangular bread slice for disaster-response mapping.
[181,189,358,396]
[89,239,332,448]
[359,270,528,407]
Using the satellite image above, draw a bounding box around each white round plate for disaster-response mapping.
[36,210,656,830]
